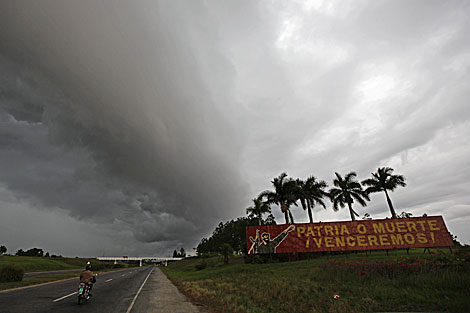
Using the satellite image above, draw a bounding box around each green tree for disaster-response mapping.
[220,243,233,264]
[246,196,271,226]
[179,248,186,258]
[361,167,406,219]
[264,213,276,225]
[0,245,6,255]
[260,173,298,224]
[295,176,328,223]
[195,215,276,256]
[397,211,413,218]
[329,172,369,221]
[172,248,186,258]
[15,248,44,257]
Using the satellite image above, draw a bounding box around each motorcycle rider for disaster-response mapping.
[79,262,96,297]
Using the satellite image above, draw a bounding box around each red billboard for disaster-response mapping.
[246,216,453,254]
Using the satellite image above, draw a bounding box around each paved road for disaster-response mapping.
[0,266,155,313]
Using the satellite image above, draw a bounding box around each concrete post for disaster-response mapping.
[114,259,117,265]
[139,259,142,267]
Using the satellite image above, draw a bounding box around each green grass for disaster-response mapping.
[0,272,79,291]
[162,248,470,313]
[0,266,138,291]
[0,256,97,272]
[0,255,137,290]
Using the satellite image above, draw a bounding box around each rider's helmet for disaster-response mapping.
[85,261,92,271]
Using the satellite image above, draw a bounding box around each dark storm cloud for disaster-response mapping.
[0,60,207,250]
[0,0,469,256]
[0,1,250,254]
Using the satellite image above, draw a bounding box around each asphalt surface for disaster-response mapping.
[0,266,155,313]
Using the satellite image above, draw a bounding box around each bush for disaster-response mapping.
[0,265,24,282]
[244,254,270,264]
[195,261,207,271]
[91,262,114,271]
[220,243,233,264]
[112,263,126,269]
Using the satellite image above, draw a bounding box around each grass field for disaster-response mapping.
[0,255,99,272]
[162,248,470,313]
[0,272,80,291]
[0,255,134,290]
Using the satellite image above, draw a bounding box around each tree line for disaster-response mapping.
[0,246,62,258]
[173,248,186,258]
[251,167,406,224]
[196,215,276,256]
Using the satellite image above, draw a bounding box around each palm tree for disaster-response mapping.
[246,196,272,226]
[295,179,309,221]
[329,171,370,221]
[295,176,328,223]
[361,167,406,219]
[260,173,298,224]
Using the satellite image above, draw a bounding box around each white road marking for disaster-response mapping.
[53,291,77,302]
[125,267,154,313]
[122,274,126,277]
[105,279,113,282]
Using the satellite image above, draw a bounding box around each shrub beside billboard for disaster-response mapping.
[246,216,453,254]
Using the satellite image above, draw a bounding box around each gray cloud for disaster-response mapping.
[0,1,250,255]
[0,0,469,256]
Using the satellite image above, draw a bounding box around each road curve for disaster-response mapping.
[0,266,153,313]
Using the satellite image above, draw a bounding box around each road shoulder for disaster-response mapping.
[130,267,203,313]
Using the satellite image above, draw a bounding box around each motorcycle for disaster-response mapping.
[77,282,91,304]
[77,274,96,305]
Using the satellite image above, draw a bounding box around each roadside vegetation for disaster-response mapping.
[0,255,99,273]
[162,248,470,313]
[197,167,419,256]
[0,272,81,291]
[0,255,134,290]
[185,167,468,312]
[196,167,462,257]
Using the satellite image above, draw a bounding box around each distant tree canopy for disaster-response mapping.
[0,245,7,254]
[173,248,186,258]
[397,211,413,218]
[196,215,276,256]
[15,248,44,257]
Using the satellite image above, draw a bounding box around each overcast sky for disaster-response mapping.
[0,0,469,257]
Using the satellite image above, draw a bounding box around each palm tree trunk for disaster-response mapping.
[384,190,397,219]
[258,216,262,226]
[307,201,313,223]
[284,211,290,224]
[288,209,295,224]
[281,204,290,224]
[348,202,356,221]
